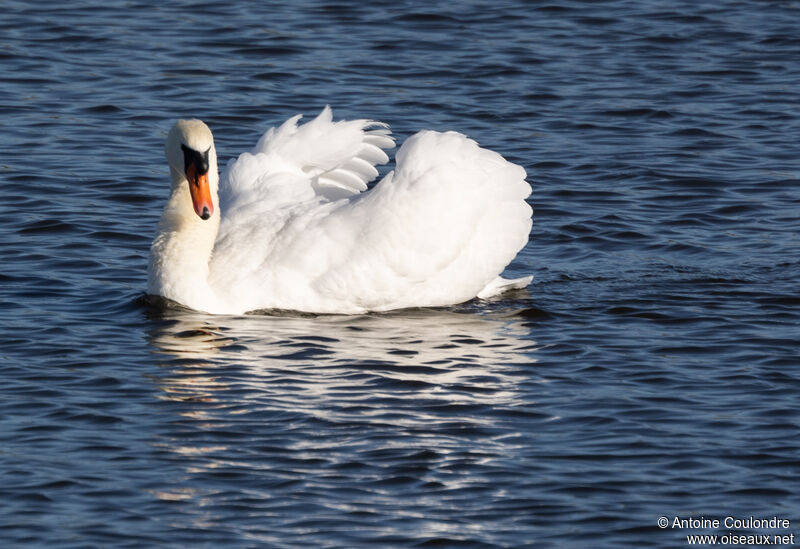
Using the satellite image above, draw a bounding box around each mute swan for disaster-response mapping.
[148,107,532,314]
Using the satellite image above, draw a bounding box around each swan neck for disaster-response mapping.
[147,167,220,310]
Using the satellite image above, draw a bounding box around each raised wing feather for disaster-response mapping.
[233,105,394,200]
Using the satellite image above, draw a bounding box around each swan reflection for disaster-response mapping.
[144,305,541,524]
[147,307,538,409]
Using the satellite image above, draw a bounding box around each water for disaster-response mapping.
[1,1,799,547]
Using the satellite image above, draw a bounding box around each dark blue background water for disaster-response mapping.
[1,1,798,547]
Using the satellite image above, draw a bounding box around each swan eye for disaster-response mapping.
[181,144,210,175]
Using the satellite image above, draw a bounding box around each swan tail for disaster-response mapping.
[477,275,533,299]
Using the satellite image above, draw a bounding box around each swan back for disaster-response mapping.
[208,109,530,313]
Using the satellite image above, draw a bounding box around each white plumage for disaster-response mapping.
[148,106,532,314]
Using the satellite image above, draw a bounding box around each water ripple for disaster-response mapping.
[1,0,799,547]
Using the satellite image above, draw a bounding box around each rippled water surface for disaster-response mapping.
[2,1,799,547]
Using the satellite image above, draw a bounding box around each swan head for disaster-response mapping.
[165,119,216,220]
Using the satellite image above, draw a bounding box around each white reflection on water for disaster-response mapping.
[144,306,541,535]
[146,307,539,410]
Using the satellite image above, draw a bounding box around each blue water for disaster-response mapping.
[2,1,799,547]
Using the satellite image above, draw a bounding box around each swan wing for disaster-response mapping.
[209,108,393,304]
[259,105,394,199]
[219,106,394,212]
[209,119,531,313]
[305,130,533,311]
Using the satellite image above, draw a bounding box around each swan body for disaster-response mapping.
[148,107,532,314]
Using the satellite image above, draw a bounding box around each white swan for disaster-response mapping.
[148,107,532,314]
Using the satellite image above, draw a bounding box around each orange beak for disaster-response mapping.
[186,163,213,220]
